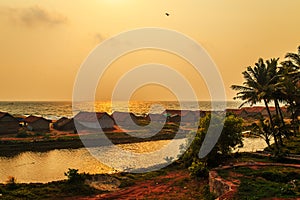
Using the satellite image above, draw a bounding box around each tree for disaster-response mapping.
[180,113,243,177]
[266,58,286,145]
[231,58,280,150]
[251,118,273,149]
[280,46,300,134]
[217,114,243,155]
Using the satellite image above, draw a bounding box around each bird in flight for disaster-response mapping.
[165,12,170,16]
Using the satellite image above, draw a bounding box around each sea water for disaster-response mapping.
[0,101,241,120]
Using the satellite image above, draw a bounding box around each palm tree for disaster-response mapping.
[231,58,280,150]
[284,46,300,106]
[285,46,300,67]
[266,58,286,145]
[280,46,300,134]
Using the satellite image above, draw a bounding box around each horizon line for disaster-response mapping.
[0,99,238,102]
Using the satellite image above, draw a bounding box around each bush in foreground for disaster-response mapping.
[180,113,243,177]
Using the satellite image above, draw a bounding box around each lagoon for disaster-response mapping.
[0,137,268,183]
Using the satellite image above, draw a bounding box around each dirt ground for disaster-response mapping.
[66,169,207,200]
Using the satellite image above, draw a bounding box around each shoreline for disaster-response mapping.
[0,139,84,157]
[0,130,188,157]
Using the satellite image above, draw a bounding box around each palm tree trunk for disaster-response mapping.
[275,100,285,127]
[263,99,279,150]
[290,102,298,136]
[274,99,285,145]
[296,106,300,132]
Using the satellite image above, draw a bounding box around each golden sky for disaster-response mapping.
[0,0,300,101]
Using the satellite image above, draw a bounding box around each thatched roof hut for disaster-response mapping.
[0,112,19,134]
[24,116,51,131]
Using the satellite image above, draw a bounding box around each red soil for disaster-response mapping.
[67,169,207,200]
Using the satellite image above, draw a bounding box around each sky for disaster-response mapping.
[0,0,300,101]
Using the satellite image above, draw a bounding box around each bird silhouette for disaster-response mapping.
[165,12,170,16]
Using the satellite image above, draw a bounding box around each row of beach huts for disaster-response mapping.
[0,106,287,135]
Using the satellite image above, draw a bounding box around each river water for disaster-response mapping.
[0,137,268,183]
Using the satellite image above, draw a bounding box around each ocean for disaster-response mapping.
[0,101,242,120]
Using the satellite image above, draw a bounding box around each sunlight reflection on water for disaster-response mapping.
[0,137,268,183]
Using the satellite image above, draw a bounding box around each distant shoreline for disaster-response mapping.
[0,130,187,157]
[0,139,84,157]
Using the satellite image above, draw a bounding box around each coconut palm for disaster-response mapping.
[280,46,300,134]
[284,46,300,105]
[266,58,286,145]
[231,58,280,150]
[285,46,300,68]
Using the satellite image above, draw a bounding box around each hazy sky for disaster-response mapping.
[1,0,300,101]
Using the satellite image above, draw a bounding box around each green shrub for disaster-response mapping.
[188,160,208,178]
[64,168,86,184]
[180,113,243,176]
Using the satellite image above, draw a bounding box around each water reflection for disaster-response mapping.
[0,137,269,183]
[0,149,112,183]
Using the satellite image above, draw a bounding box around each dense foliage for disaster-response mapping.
[180,113,243,177]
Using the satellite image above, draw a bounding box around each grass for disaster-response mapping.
[234,152,275,163]
[238,178,285,200]
[262,133,300,155]
[0,170,97,200]
[0,180,99,200]
[279,135,300,154]
[217,166,300,200]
